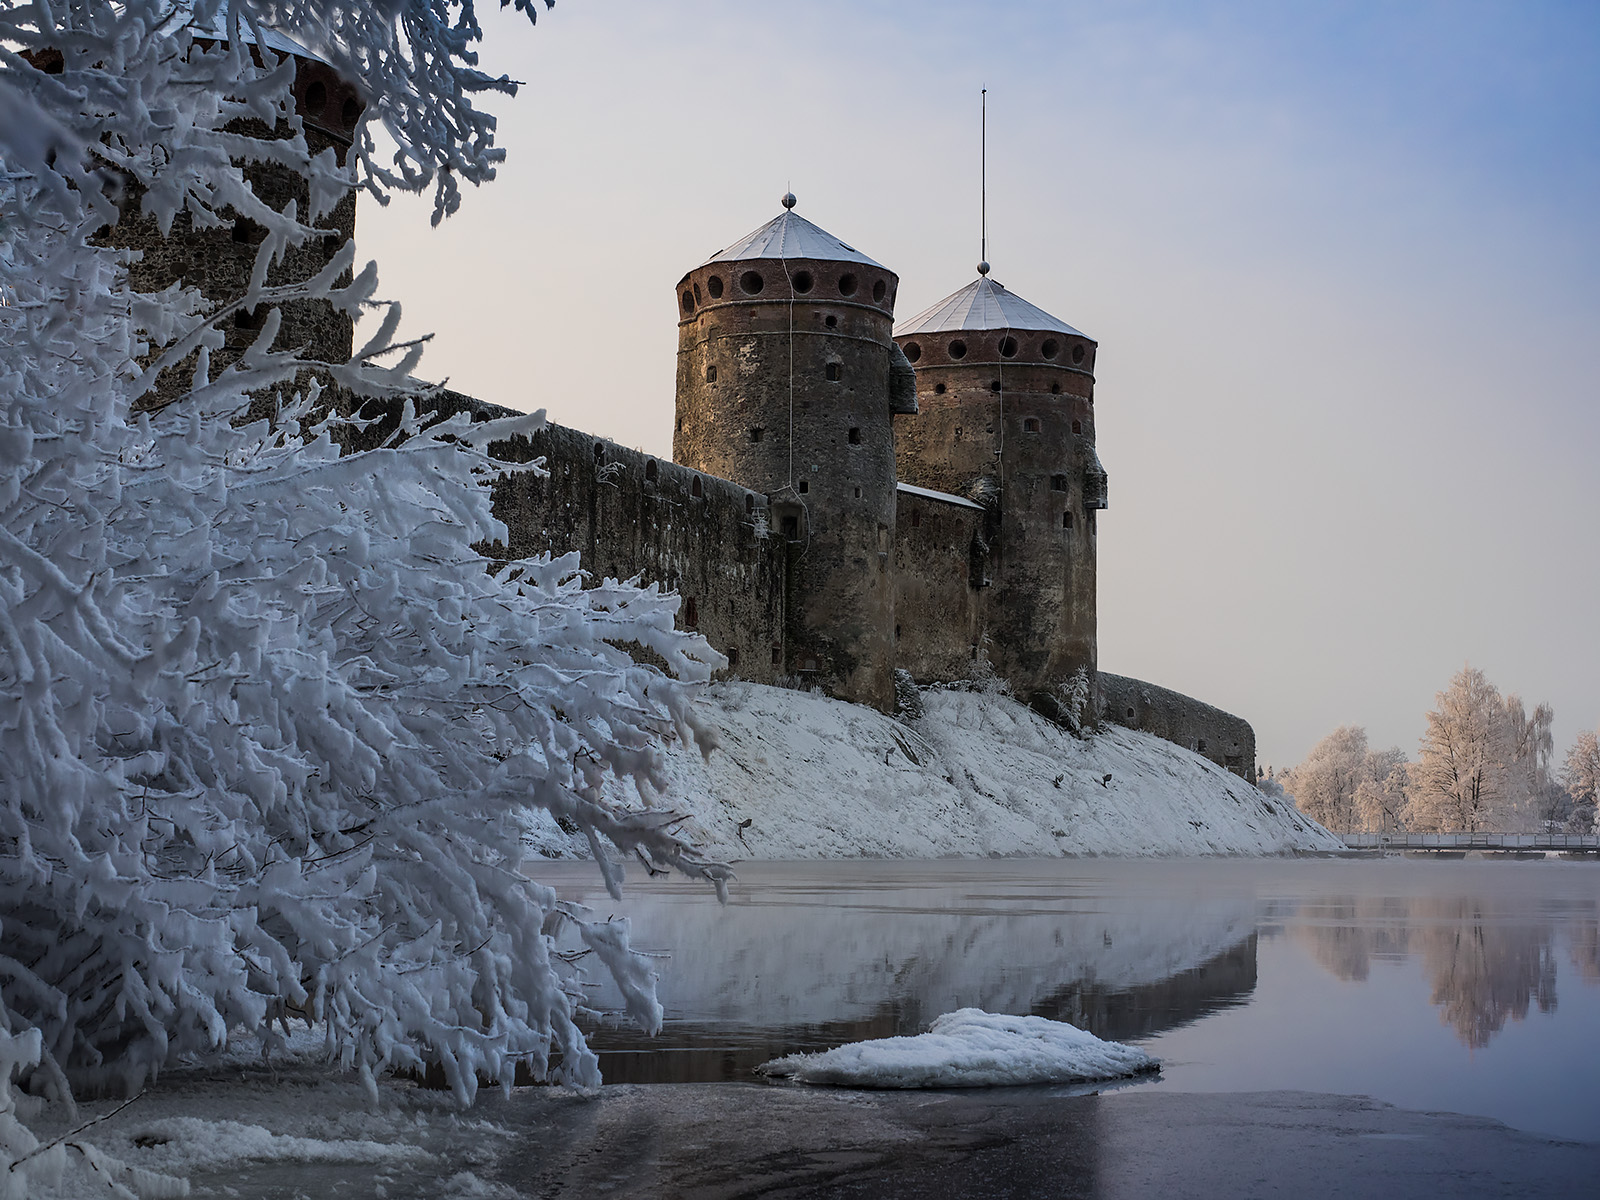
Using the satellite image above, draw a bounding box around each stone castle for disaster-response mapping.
[107,39,1259,782]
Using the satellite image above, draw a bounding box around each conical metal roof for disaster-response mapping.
[703,210,885,269]
[894,276,1090,340]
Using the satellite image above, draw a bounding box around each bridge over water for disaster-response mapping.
[1341,832,1599,853]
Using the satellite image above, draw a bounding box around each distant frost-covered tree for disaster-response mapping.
[1281,726,1406,833]
[1,2,729,1186]
[1353,756,1410,834]
[1404,666,1515,832]
[1564,729,1600,834]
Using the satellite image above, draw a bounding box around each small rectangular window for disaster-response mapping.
[684,597,698,627]
[798,480,809,494]
[825,362,841,381]
[750,427,764,442]
[705,364,717,382]
[1023,417,1041,433]
[771,645,782,665]
[1051,474,1067,492]
[848,427,861,444]
[1063,511,1074,529]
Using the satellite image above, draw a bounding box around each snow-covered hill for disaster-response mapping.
[531,683,1341,859]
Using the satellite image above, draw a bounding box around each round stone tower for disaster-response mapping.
[892,268,1105,698]
[674,197,908,710]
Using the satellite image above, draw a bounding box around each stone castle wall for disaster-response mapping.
[891,488,986,682]
[1097,673,1257,781]
[355,389,788,684]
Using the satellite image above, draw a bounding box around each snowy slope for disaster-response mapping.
[530,683,1340,860]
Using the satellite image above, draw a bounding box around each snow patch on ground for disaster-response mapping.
[526,682,1340,860]
[758,1008,1159,1088]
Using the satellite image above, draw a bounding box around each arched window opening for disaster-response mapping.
[1051,382,1061,395]
[691,476,704,498]
[706,364,717,382]
[645,459,659,483]
[593,441,605,460]
[1071,419,1082,434]
[745,494,756,514]
[727,647,741,669]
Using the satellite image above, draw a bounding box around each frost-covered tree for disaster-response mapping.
[1564,729,1600,834]
[1281,726,1406,833]
[1405,666,1515,832]
[1353,756,1410,834]
[2,1,729,1177]
[1502,696,1556,832]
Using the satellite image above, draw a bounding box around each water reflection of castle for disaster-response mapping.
[1295,897,1599,1049]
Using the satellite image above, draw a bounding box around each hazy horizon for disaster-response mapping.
[354,0,1599,770]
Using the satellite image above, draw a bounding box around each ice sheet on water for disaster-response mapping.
[756,1008,1159,1088]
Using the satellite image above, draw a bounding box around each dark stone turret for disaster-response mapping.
[672,201,902,709]
[893,272,1102,698]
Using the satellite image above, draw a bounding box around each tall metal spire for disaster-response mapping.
[978,89,990,276]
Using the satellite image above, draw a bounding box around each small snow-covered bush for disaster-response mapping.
[893,668,924,722]
[0,0,728,1135]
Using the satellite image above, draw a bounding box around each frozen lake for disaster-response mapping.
[540,856,1600,1143]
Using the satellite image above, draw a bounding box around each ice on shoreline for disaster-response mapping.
[756,1008,1159,1089]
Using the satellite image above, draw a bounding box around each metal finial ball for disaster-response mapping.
[781,192,797,210]
[977,261,990,276]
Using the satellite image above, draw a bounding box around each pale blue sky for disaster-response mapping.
[358,0,1599,768]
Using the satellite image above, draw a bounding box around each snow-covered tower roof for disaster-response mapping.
[895,275,1091,341]
[699,207,886,269]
